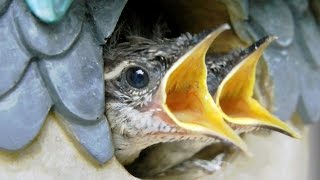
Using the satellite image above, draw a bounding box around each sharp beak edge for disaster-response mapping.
[215,36,301,139]
[159,24,250,153]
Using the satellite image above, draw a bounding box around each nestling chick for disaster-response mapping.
[104,25,245,165]
[103,24,299,169]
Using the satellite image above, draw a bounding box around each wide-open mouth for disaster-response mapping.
[158,24,248,153]
[115,1,302,178]
[124,26,301,180]
[214,36,301,138]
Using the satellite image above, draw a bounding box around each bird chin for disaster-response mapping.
[109,101,222,167]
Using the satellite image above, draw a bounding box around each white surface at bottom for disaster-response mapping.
[0,115,308,180]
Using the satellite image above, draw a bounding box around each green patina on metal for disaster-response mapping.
[24,0,74,23]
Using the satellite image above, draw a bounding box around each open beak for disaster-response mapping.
[215,36,301,139]
[157,24,249,153]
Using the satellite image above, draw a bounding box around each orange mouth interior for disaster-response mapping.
[159,24,249,153]
[215,36,301,138]
[165,52,225,134]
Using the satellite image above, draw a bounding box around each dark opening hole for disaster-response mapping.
[106,0,236,179]
[125,141,235,179]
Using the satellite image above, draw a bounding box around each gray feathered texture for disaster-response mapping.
[103,19,265,176]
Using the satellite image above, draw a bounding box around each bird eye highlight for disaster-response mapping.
[125,66,149,89]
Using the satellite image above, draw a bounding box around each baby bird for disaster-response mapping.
[103,24,299,171]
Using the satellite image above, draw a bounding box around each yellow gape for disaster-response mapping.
[160,24,249,153]
[215,36,300,139]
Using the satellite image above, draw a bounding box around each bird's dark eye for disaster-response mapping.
[125,67,149,89]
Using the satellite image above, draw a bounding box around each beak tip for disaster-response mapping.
[245,150,254,158]
[220,23,231,31]
[292,131,302,139]
[233,141,252,157]
[274,124,302,139]
[239,143,251,157]
[269,35,278,41]
[230,137,251,157]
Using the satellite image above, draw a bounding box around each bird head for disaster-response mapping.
[104,24,248,164]
[104,24,300,165]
